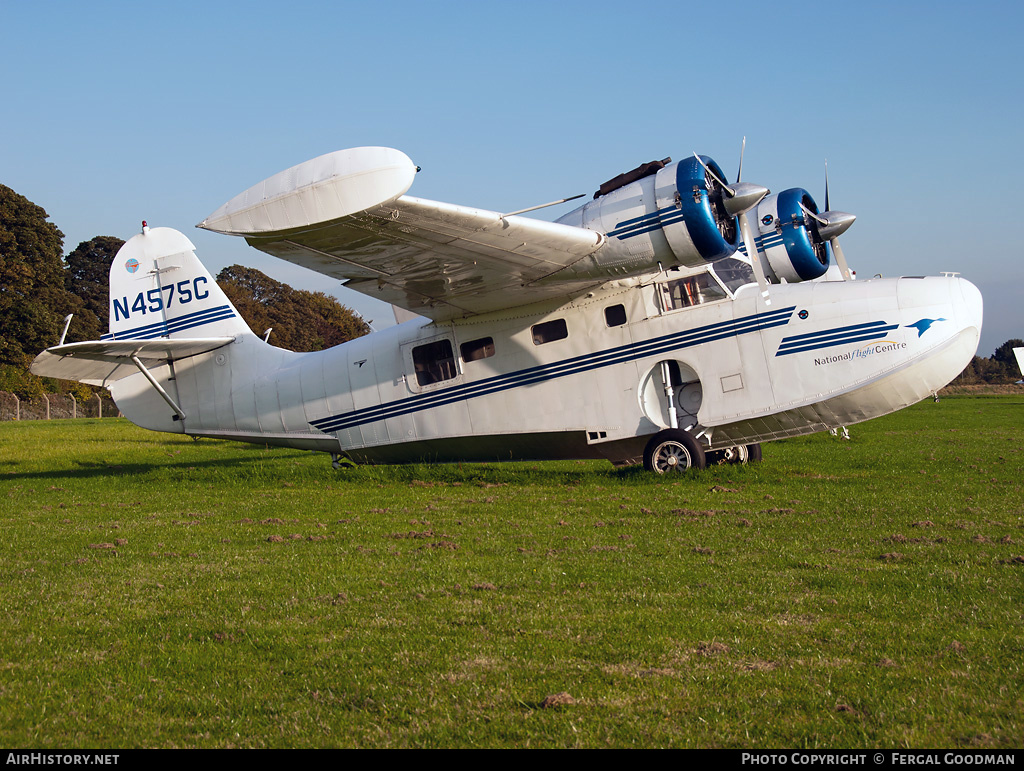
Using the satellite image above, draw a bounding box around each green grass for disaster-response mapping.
[1,395,1021,748]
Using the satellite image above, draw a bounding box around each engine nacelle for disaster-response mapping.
[554,156,740,279]
[751,188,830,282]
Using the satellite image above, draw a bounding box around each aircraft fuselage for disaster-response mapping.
[108,265,982,467]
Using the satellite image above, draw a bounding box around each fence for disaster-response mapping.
[0,391,120,421]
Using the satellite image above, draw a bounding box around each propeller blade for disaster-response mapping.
[799,200,829,226]
[694,147,769,215]
[818,160,856,280]
[737,136,746,184]
[831,237,853,281]
[692,152,730,192]
[739,211,771,305]
[825,159,830,212]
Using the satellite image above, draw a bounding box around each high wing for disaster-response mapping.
[198,148,606,322]
[31,338,234,387]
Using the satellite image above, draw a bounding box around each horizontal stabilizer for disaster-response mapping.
[31,338,235,387]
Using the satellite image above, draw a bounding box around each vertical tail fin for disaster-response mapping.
[104,225,252,340]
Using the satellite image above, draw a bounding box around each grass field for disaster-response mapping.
[1,395,1021,748]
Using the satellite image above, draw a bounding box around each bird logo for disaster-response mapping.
[906,318,946,337]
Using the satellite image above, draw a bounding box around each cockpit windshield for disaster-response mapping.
[709,258,756,295]
[657,259,757,312]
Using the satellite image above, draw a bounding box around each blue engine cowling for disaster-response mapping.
[553,155,741,278]
[750,188,830,282]
[654,155,740,264]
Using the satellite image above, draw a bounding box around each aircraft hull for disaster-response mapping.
[107,272,981,467]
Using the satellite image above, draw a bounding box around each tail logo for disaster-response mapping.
[125,258,140,274]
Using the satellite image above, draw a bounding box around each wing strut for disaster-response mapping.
[130,355,186,421]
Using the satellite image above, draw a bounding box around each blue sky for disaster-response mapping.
[2,0,1021,356]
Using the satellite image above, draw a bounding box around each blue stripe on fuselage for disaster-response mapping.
[310,306,796,434]
[775,320,899,356]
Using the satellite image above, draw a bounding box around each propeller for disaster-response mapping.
[798,160,856,280]
[693,139,772,304]
[692,144,769,220]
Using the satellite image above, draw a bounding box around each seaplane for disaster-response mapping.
[32,145,983,472]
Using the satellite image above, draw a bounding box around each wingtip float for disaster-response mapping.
[197,147,418,236]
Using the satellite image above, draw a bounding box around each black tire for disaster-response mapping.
[643,429,706,473]
[707,443,763,465]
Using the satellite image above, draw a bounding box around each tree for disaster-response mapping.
[0,184,69,368]
[63,236,124,341]
[954,339,1024,384]
[216,265,370,351]
[992,338,1023,373]
[296,290,374,349]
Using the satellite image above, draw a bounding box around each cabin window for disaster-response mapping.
[605,304,627,327]
[532,318,568,345]
[659,273,728,311]
[412,339,458,386]
[461,336,495,362]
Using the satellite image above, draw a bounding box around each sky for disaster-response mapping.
[2,0,1021,357]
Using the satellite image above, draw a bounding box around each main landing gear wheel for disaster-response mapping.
[707,443,763,465]
[643,429,706,473]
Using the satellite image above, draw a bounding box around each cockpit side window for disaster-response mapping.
[658,272,728,311]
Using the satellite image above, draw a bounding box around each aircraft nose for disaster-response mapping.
[954,277,984,335]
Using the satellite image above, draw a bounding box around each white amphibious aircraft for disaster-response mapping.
[32,146,983,472]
